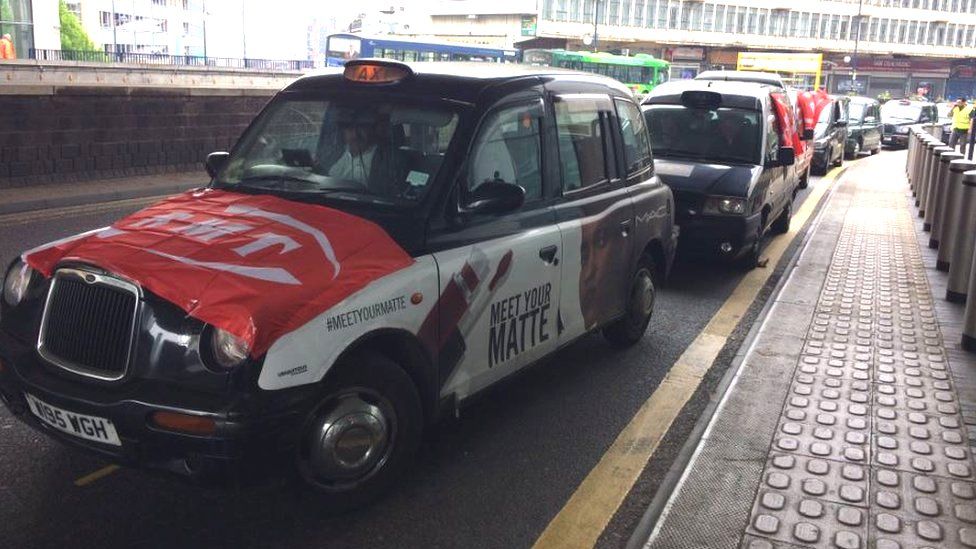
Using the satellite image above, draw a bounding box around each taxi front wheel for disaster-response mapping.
[604,257,656,347]
[295,351,422,511]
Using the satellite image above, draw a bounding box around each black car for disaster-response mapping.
[812,97,848,174]
[844,96,883,158]
[882,99,938,148]
[0,60,677,506]
[642,79,799,267]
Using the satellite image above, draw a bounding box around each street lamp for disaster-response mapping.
[851,0,863,90]
[592,0,600,52]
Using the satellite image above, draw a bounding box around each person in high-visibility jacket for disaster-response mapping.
[0,34,15,60]
[949,97,975,150]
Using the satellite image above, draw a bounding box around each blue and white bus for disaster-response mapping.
[324,34,518,67]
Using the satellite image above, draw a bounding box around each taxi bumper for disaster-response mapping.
[883,134,908,148]
[0,329,314,484]
[676,210,762,260]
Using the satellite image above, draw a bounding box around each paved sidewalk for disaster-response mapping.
[0,171,207,215]
[644,152,976,549]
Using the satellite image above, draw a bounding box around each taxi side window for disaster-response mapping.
[468,102,543,201]
[614,98,653,178]
[555,95,612,192]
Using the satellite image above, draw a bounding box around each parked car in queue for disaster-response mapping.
[642,79,800,267]
[0,60,678,508]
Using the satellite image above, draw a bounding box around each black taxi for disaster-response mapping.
[0,60,676,507]
[642,79,798,266]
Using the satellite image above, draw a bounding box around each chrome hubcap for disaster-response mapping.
[303,393,393,486]
[631,270,655,321]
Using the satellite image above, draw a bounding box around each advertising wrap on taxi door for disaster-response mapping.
[22,189,414,358]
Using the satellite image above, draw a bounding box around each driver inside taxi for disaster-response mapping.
[326,110,407,195]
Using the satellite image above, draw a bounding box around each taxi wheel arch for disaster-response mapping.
[295,346,425,510]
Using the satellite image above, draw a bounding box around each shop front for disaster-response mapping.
[826,56,949,100]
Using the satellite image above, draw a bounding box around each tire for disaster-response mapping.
[295,351,423,511]
[798,165,810,189]
[846,140,861,160]
[740,216,765,270]
[832,148,843,167]
[603,256,656,347]
[771,200,791,235]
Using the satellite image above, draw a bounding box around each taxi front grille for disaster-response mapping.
[883,124,898,135]
[38,270,139,381]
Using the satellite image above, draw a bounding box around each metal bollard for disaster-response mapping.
[923,145,953,230]
[947,166,976,302]
[935,153,968,268]
[908,128,917,180]
[918,139,938,213]
[914,135,936,200]
[960,206,976,349]
[932,151,965,252]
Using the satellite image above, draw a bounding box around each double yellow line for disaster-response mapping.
[0,196,163,229]
[533,167,843,549]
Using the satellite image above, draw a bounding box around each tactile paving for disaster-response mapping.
[743,178,976,548]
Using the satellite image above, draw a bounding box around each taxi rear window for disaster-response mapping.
[218,97,460,204]
[644,104,761,165]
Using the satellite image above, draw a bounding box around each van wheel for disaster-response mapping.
[741,217,765,270]
[798,165,810,189]
[604,257,656,347]
[771,200,791,235]
[295,351,422,511]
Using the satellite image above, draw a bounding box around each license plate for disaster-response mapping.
[25,393,121,446]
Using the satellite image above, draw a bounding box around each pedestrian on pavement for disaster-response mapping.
[948,97,974,151]
[0,34,15,60]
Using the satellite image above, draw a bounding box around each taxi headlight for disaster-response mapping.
[208,327,250,370]
[704,196,747,215]
[896,126,910,134]
[3,260,35,307]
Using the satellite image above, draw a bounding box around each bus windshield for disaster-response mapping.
[216,97,460,205]
[644,105,762,165]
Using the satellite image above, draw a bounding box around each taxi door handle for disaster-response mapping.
[539,245,559,266]
[620,219,632,237]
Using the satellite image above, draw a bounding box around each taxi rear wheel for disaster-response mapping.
[604,257,656,347]
[295,351,422,510]
[771,200,791,235]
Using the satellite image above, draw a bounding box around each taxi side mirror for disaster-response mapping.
[205,151,230,179]
[802,128,815,140]
[834,120,848,128]
[462,181,525,216]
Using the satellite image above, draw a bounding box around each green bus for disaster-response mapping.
[522,49,670,94]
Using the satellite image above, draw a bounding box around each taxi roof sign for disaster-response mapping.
[343,59,413,84]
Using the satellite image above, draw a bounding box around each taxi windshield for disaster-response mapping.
[881,102,921,123]
[644,105,762,165]
[215,97,460,204]
[848,103,867,123]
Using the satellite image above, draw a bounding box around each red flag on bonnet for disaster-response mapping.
[24,189,414,357]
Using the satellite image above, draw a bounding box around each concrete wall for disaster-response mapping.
[0,62,305,188]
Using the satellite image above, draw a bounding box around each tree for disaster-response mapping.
[59,0,97,51]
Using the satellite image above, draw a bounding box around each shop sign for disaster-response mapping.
[832,56,948,72]
[738,52,823,74]
[521,15,537,37]
[671,47,704,61]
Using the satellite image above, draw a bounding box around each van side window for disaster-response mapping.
[555,95,613,192]
[614,98,654,178]
[468,102,543,201]
[765,114,781,163]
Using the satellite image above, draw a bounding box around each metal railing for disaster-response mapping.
[28,49,314,71]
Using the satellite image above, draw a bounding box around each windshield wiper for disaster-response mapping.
[235,174,317,189]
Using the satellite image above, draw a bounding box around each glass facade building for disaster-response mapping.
[0,0,33,58]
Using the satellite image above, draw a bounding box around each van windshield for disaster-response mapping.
[643,105,762,165]
[215,97,460,205]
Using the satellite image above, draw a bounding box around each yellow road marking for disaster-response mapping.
[533,167,844,549]
[0,195,165,228]
[73,464,120,487]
